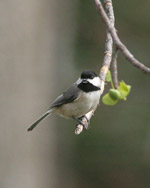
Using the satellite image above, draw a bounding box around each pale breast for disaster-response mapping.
[56,90,101,119]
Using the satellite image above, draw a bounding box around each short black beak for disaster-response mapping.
[82,79,88,83]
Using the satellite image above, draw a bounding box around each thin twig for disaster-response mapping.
[100,0,114,79]
[112,47,119,88]
[75,0,115,135]
[93,0,150,74]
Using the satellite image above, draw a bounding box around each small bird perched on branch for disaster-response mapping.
[27,70,101,131]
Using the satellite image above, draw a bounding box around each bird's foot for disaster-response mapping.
[79,115,90,124]
[72,116,88,130]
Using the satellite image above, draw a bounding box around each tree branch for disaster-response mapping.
[75,0,115,135]
[112,47,119,88]
[93,0,150,74]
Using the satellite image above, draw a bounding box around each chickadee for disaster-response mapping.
[27,70,101,131]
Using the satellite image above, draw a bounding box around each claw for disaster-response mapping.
[72,116,88,130]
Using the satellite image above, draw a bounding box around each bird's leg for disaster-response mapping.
[79,115,90,124]
[72,116,88,130]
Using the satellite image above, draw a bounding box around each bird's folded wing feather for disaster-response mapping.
[50,83,81,108]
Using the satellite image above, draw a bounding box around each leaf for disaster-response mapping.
[118,81,131,100]
[106,70,112,82]
[102,93,119,106]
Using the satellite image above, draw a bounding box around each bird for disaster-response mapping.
[27,70,101,131]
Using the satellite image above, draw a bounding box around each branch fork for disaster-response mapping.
[75,0,150,135]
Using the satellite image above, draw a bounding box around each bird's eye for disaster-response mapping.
[90,75,94,79]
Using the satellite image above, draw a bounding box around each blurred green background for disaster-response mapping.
[0,0,150,188]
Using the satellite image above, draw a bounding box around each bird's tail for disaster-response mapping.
[27,109,52,131]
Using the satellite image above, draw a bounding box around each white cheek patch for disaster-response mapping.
[88,77,100,87]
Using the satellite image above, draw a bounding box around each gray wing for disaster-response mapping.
[50,83,81,109]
